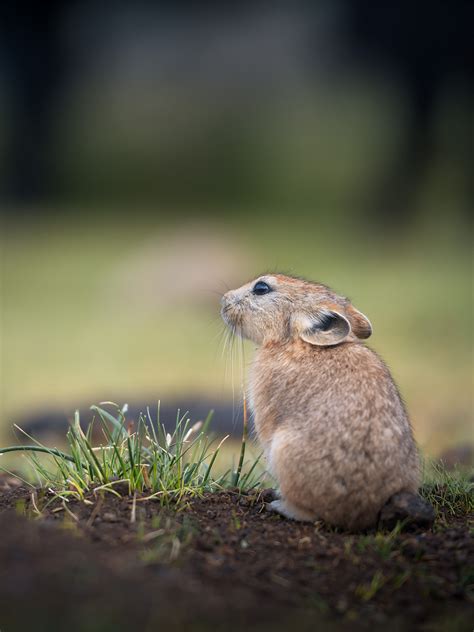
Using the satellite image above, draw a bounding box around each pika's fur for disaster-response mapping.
[221,274,420,530]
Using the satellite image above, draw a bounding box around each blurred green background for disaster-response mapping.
[0,2,472,460]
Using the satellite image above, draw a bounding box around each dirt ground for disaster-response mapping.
[0,478,472,632]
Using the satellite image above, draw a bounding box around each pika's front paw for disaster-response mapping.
[259,488,280,503]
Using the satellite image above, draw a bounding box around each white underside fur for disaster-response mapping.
[267,499,316,522]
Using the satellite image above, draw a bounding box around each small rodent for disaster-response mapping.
[221,273,422,530]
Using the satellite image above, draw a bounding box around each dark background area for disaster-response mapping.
[2,1,472,219]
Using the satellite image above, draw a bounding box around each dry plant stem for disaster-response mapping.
[86,495,104,528]
[234,391,248,487]
[130,491,137,524]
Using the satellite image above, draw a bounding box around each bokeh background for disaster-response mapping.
[1,2,472,461]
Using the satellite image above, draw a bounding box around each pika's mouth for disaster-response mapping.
[220,299,242,331]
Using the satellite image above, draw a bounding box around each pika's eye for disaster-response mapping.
[252,281,272,296]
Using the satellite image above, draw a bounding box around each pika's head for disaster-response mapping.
[221,274,372,347]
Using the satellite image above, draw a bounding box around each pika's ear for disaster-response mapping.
[346,305,372,339]
[298,310,351,347]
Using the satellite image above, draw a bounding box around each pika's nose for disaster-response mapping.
[221,289,237,308]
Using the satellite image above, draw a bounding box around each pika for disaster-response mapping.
[221,274,428,530]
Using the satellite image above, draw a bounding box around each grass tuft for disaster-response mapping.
[420,461,473,517]
[355,570,386,601]
[0,402,263,504]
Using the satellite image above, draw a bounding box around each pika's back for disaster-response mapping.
[250,336,420,528]
[251,339,407,429]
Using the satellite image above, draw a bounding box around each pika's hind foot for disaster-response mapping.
[266,499,316,522]
[378,492,435,530]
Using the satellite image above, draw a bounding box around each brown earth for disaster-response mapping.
[0,478,472,632]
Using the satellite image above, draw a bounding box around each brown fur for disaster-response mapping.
[221,274,420,529]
